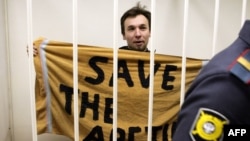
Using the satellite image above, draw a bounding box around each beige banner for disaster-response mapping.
[34,37,203,141]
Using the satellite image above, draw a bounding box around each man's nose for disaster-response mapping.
[135,28,142,37]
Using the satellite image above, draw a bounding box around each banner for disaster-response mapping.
[34,37,204,141]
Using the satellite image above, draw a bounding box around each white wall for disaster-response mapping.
[2,0,250,141]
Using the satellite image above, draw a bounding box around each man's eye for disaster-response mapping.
[128,28,135,31]
[140,26,147,30]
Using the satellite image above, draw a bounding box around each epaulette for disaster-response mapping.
[229,49,250,85]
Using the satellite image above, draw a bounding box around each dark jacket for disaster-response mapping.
[119,46,150,52]
[173,20,250,141]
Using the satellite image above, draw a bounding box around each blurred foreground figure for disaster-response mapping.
[173,20,250,141]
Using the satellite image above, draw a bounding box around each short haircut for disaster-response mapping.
[120,2,151,35]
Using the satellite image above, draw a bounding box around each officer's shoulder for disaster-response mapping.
[228,49,250,85]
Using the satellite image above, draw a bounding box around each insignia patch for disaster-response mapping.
[230,49,250,85]
[190,108,229,141]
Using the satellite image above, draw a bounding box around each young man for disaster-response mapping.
[119,2,151,52]
[30,3,151,56]
[172,20,250,141]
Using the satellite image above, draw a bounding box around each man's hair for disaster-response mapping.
[120,2,151,35]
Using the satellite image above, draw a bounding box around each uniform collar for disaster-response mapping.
[239,20,250,46]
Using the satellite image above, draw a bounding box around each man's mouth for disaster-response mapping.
[134,41,144,46]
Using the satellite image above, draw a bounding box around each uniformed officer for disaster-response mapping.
[172,20,250,141]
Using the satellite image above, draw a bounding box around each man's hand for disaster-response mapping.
[27,44,38,56]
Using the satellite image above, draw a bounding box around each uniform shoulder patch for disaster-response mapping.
[190,108,229,141]
[229,49,250,85]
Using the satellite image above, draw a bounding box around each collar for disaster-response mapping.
[239,20,250,46]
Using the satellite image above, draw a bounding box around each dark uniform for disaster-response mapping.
[172,20,250,141]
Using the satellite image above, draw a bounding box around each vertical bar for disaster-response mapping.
[4,0,14,140]
[147,0,156,141]
[212,0,220,57]
[39,40,52,133]
[241,0,247,26]
[180,0,189,106]
[112,0,118,140]
[26,0,38,140]
[72,0,79,140]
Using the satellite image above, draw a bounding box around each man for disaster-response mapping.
[119,2,151,52]
[30,2,151,56]
[172,20,250,141]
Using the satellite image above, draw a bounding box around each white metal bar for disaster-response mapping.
[4,0,14,140]
[26,0,38,140]
[180,0,189,106]
[212,0,220,57]
[112,0,118,140]
[39,40,53,133]
[147,1,156,141]
[72,0,79,141]
[241,0,247,26]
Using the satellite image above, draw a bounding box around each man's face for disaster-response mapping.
[123,14,150,51]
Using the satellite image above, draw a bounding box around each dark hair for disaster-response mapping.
[120,2,151,35]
